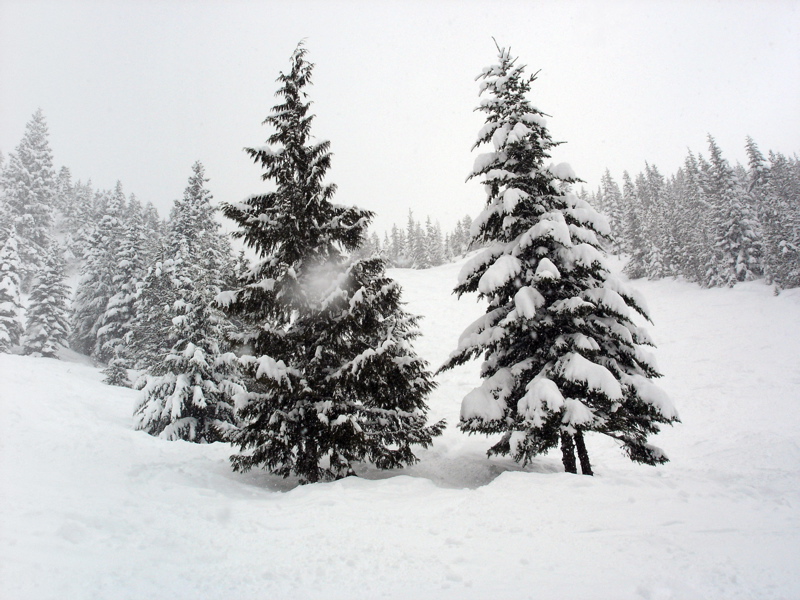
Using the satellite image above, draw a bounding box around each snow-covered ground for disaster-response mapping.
[2,258,799,599]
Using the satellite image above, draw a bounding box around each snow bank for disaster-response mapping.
[2,258,800,599]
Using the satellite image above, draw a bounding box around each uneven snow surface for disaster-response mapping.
[2,258,800,599]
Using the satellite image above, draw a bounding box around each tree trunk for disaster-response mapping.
[574,430,593,476]
[560,432,577,474]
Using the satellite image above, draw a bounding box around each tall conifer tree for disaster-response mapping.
[0,234,24,353]
[22,248,70,358]
[71,182,127,358]
[441,44,677,473]
[0,109,56,284]
[220,44,442,483]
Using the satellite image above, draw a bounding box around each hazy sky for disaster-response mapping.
[1,0,798,234]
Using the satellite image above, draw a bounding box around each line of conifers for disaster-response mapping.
[158,41,677,482]
[8,41,794,483]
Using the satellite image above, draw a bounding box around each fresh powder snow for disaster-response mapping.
[1,256,800,599]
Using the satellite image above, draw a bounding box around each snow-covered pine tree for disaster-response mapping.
[440,44,677,474]
[60,179,95,263]
[451,218,467,257]
[126,256,180,370]
[763,150,800,290]
[704,135,762,287]
[424,217,445,267]
[389,224,406,266]
[382,231,391,261]
[169,162,217,251]
[639,165,668,278]
[599,169,624,253]
[677,150,712,283]
[747,138,784,289]
[70,181,128,358]
[22,247,70,358]
[55,166,73,214]
[0,234,24,353]
[102,358,131,387]
[461,214,474,251]
[168,162,236,286]
[405,210,426,268]
[219,43,442,482]
[0,109,57,285]
[621,171,648,279]
[95,216,146,364]
[133,255,242,443]
[128,162,232,372]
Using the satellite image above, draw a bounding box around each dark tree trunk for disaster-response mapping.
[574,430,593,476]
[560,432,577,474]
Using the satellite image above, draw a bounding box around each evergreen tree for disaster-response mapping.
[22,248,70,358]
[169,162,217,251]
[704,135,762,286]
[103,358,131,387]
[763,151,800,290]
[55,166,73,214]
[220,43,442,482]
[677,151,712,283]
[71,181,128,358]
[621,171,648,278]
[599,169,623,252]
[127,256,180,370]
[134,258,241,442]
[440,44,677,474]
[389,224,406,266]
[128,163,233,370]
[640,165,668,278]
[451,218,467,257]
[61,179,95,262]
[461,215,474,250]
[405,210,425,268]
[168,162,235,285]
[95,217,146,364]
[424,217,445,266]
[0,234,24,353]
[0,109,57,284]
[142,201,166,260]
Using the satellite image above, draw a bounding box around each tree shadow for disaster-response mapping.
[218,446,564,494]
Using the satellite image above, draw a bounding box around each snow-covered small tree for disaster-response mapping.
[22,247,70,358]
[133,260,242,443]
[103,357,131,387]
[220,43,442,482]
[0,234,24,353]
[440,44,677,474]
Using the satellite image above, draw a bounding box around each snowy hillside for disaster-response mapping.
[2,257,799,600]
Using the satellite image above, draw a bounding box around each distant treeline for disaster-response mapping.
[588,135,799,291]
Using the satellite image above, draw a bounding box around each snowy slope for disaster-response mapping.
[1,258,799,600]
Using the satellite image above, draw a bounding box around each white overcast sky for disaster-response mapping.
[1,0,798,234]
